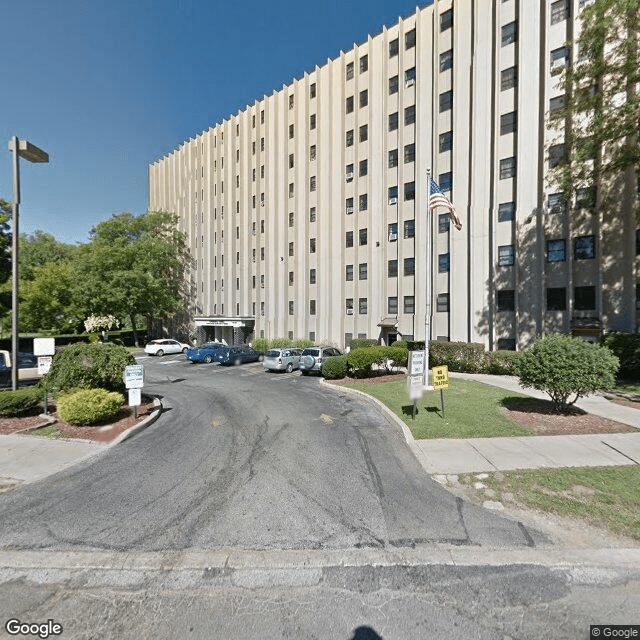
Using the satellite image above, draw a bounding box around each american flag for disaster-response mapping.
[429,178,462,231]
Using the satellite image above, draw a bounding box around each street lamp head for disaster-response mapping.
[8,138,49,163]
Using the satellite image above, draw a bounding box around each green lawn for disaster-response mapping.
[461,466,640,541]
[338,378,531,439]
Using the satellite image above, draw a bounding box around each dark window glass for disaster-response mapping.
[498,245,515,266]
[575,286,596,310]
[388,297,398,314]
[439,90,453,112]
[405,28,416,49]
[389,38,399,57]
[389,75,399,94]
[404,257,415,276]
[500,111,517,135]
[501,21,518,46]
[440,9,453,31]
[388,260,398,277]
[345,231,353,248]
[547,287,566,310]
[501,66,518,90]
[439,253,450,272]
[574,235,595,259]
[439,49,453,71]
[439,131,453,152]
[404,105,415,125]
[388,149,398,167]
[437,293,449,312]
[497,289,515,310]
[547,239,566,262]
[498,202,515,221]
[389,112,398,131]
[404,181,415,201]
[359,228,368,245]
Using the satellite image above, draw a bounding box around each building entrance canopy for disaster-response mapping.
[194,316,254,329]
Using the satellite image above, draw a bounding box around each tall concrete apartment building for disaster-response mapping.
[148,0,639,350]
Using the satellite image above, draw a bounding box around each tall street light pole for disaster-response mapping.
[8,136,49,391]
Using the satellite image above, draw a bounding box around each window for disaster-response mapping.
[309,300,316,315]
[439,131,453,152]
[547,287,566,310]
[576,186,595,209]
[346,61,354,80]
[404,143,415,163]
[548,192,565,213]
[389,38,399,57]
[346,231,354,248]
[346,130,354,147]
[500,111,517,135]
[289,211,294,227]
[403,219,415,238]
[359,194,368,211]
[575,235,595,260]
[549,143,567,168]
[440,9,453,31]
[498,245,515,266]
[359,124,368,142]
[404,296,415,314]
[404,105,416,125]
[439,213,450,233]
[547,239,566,262]
[359,298,368,314]
[359,159,368,176]
[289,124,294,139]
[346,163,354,180]
[389,75,399,94]
[359,89,368,108]
[346,96,354,113]
[388,222,398,239]
[289,94,294,110]
[388,149,398,167]
[310,144,316,161]
[439,172,452,192]
[497,338,516,351]
[440,49,453,72]
[261,110,264,124]
[289,153,294,169]
[346,197,354,214]
[498,202,515,221]
[497,289,515,311]
[575,286,596,310]
[549,95,565,114]
[346,298,354,313]
[309,268,316,284]
[405,67,416,86]
[501,66,518,90]
[310,206,316,222]
[345,264,354,281]
[551,47,569,72]
[437,293,449,312]
[404,182,415,201]
[388,259,398,277]
[310,176,316,191]
[439,90,453,112]
[551,0,570,24]
[405,28,416,49]
[310,82,316,98]
[289,301,294,316]
[404,257,415,276]
[388,185,398,203]
[359,228,368,245]
[289,241,294,256]
[309,238,316,253]
[288,183,294,198]
[310,114,316,130]
[388,297,398,315]
[501,21,517,46]
[389,112,398,131]
[636,229,640,255]
[359,54,368,73]
[289,271,294,286]
[359,263,368,280]
[500,157,516,179]
[439,253,450,272]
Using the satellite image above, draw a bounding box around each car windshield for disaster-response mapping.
[266,350,280,357]
[203,343,220,349]
[302,349,320,356]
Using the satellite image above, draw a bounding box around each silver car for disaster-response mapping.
[262,348,303,373]
[299,346,343,375]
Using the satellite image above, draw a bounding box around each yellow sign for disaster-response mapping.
[432,365,449,389]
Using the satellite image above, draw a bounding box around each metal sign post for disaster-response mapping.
[124,365,144,419]
[431,365,450,419]
[407,351,426,420]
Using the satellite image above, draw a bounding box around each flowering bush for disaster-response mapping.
[84,315,120,333]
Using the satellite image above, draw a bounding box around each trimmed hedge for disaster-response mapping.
[429,341,485,372]
[322,355,349,379]
[0,388,41,417]
[251,337,269,353]
[349,338,379,350]
[56,388,125,425]
[599,333,640,380]
[484,350,521,375]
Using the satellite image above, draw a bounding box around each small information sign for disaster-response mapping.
[124,365,144,389]
[128,388,142,407]
[37,356,52,375]
[407,373,424,400]
[432,365,450,389]
[33,337,55,356]
[408,351,425,376]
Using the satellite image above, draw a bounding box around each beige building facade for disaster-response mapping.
[148,0,639,350]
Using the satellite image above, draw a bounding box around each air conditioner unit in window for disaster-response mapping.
[346,308,354,315]
[346,206,354,214]
[388,232,398,241]
[346,172,354,181]
[405,78,415,87]
[388,197,397,205]
[252,230,256,236]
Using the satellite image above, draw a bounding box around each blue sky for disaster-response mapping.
[1,0,428,245]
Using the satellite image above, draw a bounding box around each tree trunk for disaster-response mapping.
[129,314,139,347]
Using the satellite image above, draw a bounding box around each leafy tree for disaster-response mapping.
[19,230,78,281]
[0,200,12,335]
[516,334,619,412]
[74,211,191,345]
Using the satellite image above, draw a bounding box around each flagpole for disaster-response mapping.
[424,169,432,390]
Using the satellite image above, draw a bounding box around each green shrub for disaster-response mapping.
[322,355,349,379]
[251,337,269,353]
[429,341,485,372]
[44,342,136,393]
[347,347,389,377]
[57,388,125,425]
[516,334,619,411]
[350,338,379,350]
[270,337,293,348]
[0,388,41,417]
[391,340,408,351]
[293,339,314,348]
[386,345,409,369]
[484,350,521,375]
[599,333,640,380]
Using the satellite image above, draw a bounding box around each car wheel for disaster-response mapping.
[182,347,188,353]
[156,349,164,357]
[286,363,293,373]
[258,354,264,362]
[204,355,212,364]
[234,358,241,366]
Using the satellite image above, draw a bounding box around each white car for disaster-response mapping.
[144,339,191,356]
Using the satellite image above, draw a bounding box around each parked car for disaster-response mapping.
[262,348,303,373]
[185,342,227,364]
[299,346,343,375]
[144,339,191,356]
[215,345,263,366]
[0,351,41,387]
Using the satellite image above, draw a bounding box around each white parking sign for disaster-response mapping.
[124,365,144,389]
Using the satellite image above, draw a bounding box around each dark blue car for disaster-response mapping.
[185,342,227,364]
[214,345,263,366]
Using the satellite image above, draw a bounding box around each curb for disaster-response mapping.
[109,396,163,446]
